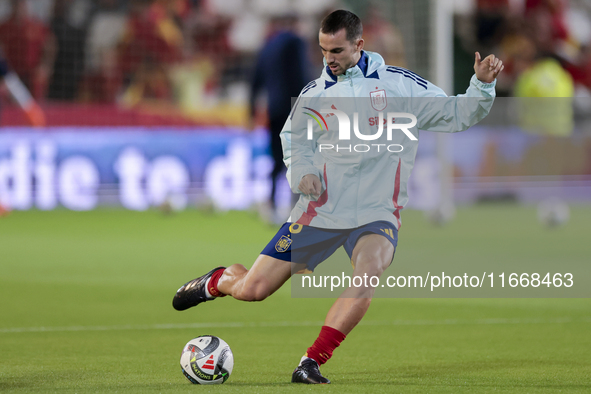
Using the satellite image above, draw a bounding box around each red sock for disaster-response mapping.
[305,326,346,366]
[208,268,226,298]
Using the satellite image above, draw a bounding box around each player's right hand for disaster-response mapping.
[298,174,322,198]
[474,52,504,83]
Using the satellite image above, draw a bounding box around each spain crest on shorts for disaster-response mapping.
[275,235,292,252]
[370,89,387,111]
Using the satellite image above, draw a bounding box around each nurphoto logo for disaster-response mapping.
[303,108,417,153]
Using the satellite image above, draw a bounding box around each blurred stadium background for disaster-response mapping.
[1,1,590,392]
[0,0,590,215]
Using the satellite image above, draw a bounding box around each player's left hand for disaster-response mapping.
[474,52,504,84]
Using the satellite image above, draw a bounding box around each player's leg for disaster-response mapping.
[173,223,313,310]
[293,231,395,384]
[217,254,294,301]
[172,254,297,310]
[323,233,394,333]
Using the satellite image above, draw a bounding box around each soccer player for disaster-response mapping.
[173,10,504,384]
[249,15,311,223]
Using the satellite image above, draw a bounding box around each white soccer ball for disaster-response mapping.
[180,335,234,384]
[537,197,570,228]
[425,202,456,226]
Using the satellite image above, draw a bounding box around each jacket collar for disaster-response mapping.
[325,51,371,82]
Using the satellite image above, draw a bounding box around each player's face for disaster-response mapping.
[319,29,364,76]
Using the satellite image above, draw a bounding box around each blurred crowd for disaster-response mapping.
[1,0,589,112]
[458,0,591,98]
[0,0,340,108]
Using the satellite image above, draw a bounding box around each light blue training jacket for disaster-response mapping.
[282,51,496,229]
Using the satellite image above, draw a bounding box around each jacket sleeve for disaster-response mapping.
[280,94,323,194]
[411,74,496,133]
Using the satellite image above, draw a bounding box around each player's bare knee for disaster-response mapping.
[353,255,389,278]
[352,246,393,277]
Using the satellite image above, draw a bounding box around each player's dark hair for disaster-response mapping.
[320,10,363,43]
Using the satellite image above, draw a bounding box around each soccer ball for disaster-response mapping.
[537,197,570,228]
[425,202,456,226]
[180,335,234,384]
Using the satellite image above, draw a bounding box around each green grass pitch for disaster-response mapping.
[1,206,590,393]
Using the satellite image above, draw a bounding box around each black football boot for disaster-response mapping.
[172,266,226,311]
[291,358,330,384]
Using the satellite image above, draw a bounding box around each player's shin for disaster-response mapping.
[217,264,249,299]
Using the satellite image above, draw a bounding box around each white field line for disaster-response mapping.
[1,317,589,334]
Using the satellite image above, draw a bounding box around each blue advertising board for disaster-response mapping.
[0,126,447,211]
